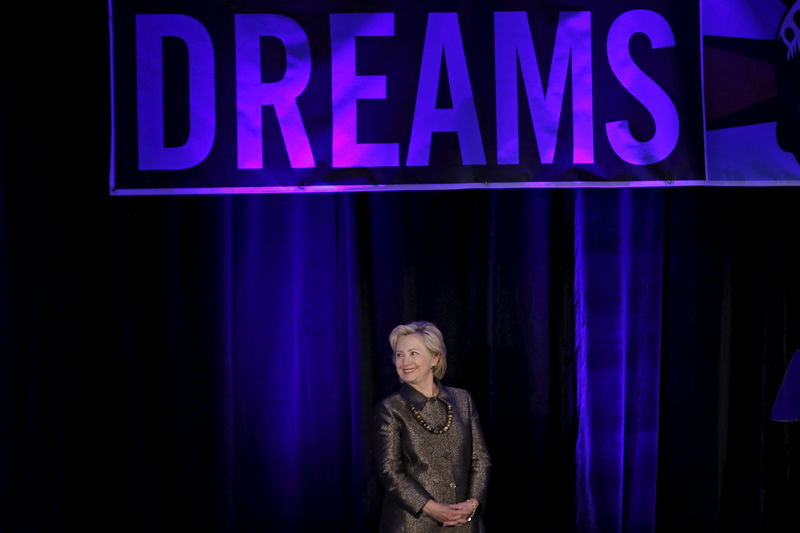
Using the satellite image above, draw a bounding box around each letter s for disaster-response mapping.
[606,10,679,165]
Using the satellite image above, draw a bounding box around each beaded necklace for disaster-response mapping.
[407,399,453,435]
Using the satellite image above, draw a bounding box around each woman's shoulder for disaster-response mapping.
[440,385,475,408]
[374,390,404,411]
[441,385,472,399]
[372,391,407,428]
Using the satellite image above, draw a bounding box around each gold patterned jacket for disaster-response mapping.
[373,382,491,532]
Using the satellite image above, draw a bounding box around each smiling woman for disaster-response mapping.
[374,321,491,532]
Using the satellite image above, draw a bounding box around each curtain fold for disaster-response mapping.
[574,190,664,532]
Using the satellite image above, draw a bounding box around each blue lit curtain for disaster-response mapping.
[230,196,367,531]
[574,190,664,531]
[3,188,799,533]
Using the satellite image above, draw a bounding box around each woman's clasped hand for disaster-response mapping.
[423,499,478,526]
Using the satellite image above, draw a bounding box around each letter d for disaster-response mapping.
[136,15,215,170]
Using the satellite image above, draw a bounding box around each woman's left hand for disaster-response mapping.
[441,500,476,526]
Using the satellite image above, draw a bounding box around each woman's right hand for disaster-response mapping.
[422,500,465,525]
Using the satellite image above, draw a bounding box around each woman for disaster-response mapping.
[374,321,491,532]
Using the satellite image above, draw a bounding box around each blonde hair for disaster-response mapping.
[389,321,447,380]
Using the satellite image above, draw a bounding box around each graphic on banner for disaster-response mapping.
[703,0,800,181]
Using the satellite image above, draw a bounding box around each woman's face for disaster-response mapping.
[394,334,439,389]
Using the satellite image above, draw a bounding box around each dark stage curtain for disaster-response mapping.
[3,184,800,533]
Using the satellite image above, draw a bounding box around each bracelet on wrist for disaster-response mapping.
[467,498,478,521]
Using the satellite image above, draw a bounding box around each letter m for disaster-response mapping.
[495,12,593,165]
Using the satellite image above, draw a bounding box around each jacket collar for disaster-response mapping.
[400,380,451,410]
